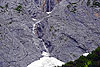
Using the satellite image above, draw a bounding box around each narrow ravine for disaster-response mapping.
[32,15,51,55]
[27,13,65,67]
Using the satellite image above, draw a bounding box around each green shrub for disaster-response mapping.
[15,5,22,13]
[60,47,100,67]
[0,6,4,9]
[65,61,74,67]
[5,3,8,8]
[93,1,100,7]
[87,0,91,6]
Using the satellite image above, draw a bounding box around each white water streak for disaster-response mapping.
[32,17,50,54]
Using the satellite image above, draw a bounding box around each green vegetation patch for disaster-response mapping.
[0,6,4,9]
[0,3,9,13]
[49,26,54,32]
[70,7,77,13]
[0,4,8,9]
[66,4,77,13]
[93,1,100,7]
[5,3,8,8]
[15,5,22,13]
[87,0,91,6]
[59,47,100,67]
[9,22,12,24]
[89,0,100,7]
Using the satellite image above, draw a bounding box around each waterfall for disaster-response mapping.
[42,41,50,55]
[27,8,65,67]
[32,17,50,57]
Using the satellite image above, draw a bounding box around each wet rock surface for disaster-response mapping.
[0,0,100,67]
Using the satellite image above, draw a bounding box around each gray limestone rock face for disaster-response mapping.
[0,0,100,67]
[0,0,46,66]
[35,0,100,62]
[0,17,43,67]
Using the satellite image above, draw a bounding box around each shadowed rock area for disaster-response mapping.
[0,0,100,67]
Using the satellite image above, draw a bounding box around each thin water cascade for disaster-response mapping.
[32,17,50,55]
[27,14,65,67]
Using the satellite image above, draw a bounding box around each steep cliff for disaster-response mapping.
[0,0,100,67]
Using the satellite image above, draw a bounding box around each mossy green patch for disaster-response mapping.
[87,0,91,6]
[5,3,8,8]
[15,5,22,13]
[0,6,4,9]
[60,47,100,67]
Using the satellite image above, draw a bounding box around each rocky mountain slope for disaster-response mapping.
[0,0,100,67]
